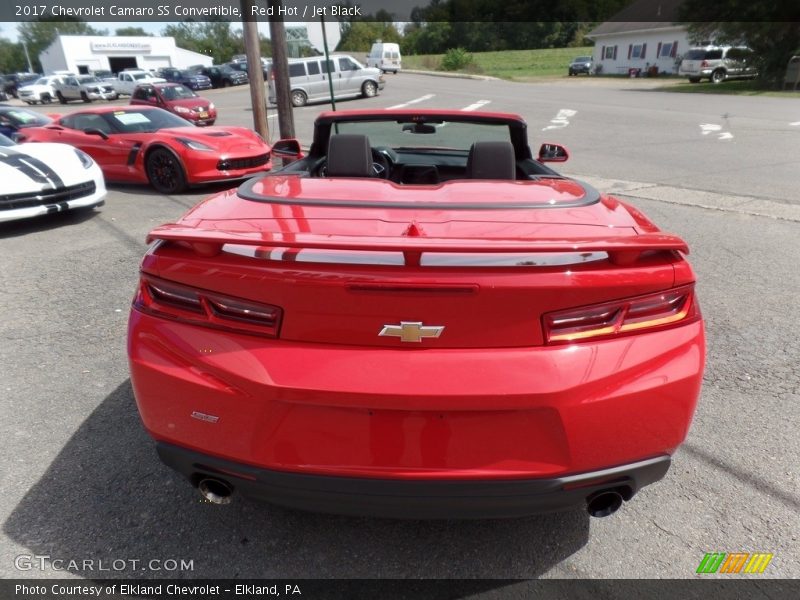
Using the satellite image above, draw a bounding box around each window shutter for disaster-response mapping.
[628,44,632,59]
[613,45,618,60]
[641,43,647,59]
[602,45,606,60]
[657,42,662,57]
[671,41,678,58]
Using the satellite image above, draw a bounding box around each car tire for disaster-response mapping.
[688,77,701,84]
[146,147,188,194]
[41,94,52,104]
[81,91,91,103]
[362,81,378,98]
[223,80,231,88]
[290,90,307,107]
[24,101,33,105]
[711,69,726,84]
[57,91,67,104]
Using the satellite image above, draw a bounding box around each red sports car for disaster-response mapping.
[20,106,271,193]
[130,83,217,126]
[128,109,705,518]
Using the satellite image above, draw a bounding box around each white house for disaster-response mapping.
[39,35,213,75]
[586,0,690,75]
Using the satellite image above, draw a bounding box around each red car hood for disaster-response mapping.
[166,98,211,110]
[160,126,266,151]
[148,175,687,264]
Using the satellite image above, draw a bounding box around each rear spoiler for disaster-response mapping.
[146,225,688,266]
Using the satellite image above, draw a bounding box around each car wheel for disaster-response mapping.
[57,91,67,104]
[41,94,52,104]
[81,91,92,103]
[146,148,188,194]
[290,90,307,107]
[711,69,726,84]
[24,101,33,105]
[688,77,701,84]
[362,81,378,98]
[223,80,231,88]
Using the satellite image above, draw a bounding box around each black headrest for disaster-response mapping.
[326,134,373,177]
[466,141,516,180]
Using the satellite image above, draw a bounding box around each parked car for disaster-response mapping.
[192,65,248,88]
[267,55,384,107]
[568,56,593,76]
[679,46,757,83]
[17,76,62,104]
[366,41,402,73]
[158,67,213,91]
[1,73,39,98]
[130,83,217,126]
[0,105,53,139]
[114,70,167,96]
[128,108,705,518]
[21,106,272,194]
[56,75,118,103]
[0,131,106,223]
[226,59,270,79]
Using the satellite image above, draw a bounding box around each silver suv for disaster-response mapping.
[679,46,757,84]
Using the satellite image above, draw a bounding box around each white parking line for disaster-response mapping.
[790,121,800,126]
[461,100,491,111]
[387,94,435,109]
[542,109,577,131]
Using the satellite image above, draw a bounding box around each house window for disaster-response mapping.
[660,42,673,58]
[604,46,615,59]
[632,45,643,59]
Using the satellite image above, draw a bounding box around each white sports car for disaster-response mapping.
[0,133,106,223]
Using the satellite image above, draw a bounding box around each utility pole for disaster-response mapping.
[268,0,295,140]
[21,40,33,73]
[240,0,268,141]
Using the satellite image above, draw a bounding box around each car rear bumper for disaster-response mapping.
[156,441,671,518]
[129,309,704,511]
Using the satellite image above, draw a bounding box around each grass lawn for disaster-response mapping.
[403,47,594,80]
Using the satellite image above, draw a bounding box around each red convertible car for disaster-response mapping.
[128,110,705,518]
[20,106,271,193]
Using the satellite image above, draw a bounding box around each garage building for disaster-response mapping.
[39,35,213,75]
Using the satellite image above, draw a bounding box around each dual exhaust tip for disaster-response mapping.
[196,477,625,517]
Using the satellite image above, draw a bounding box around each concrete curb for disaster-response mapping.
[568,173,800,223]
[401,69,500,81]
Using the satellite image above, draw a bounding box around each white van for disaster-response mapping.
[367,42,401,74]
[267,55,384,107]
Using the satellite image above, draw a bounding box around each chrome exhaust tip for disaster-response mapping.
[198,478,233,505]
[586,490,623,518]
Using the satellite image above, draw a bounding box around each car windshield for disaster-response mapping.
[0,133,15,146]
[34,77,49,85]
[161,85,197,100]
[133,73,150,81]
[1,109,52,128]
[102,108,191,133]
[333,119,512,152]
[573,57,591,62]
[179,70,195,78]
[79,76,101,83]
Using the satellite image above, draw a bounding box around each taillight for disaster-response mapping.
[701,60,709,67]
[543,284,700,344]
[134,274,282,338]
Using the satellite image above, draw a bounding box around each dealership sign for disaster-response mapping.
[90,41,152,53]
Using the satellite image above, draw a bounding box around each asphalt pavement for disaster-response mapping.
[0,74,798,581]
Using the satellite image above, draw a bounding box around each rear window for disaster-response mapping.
[335,119,512,152]
[684,50,707,60]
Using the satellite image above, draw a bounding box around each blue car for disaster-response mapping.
[159,68,212,91]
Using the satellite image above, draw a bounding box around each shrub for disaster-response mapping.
[441,47,473,71]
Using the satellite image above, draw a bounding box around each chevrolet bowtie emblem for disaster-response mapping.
[379,321,444,343]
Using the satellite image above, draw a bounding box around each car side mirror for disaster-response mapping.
[271,138,303,160]
[83,128,109,140]
[538,143,569,162]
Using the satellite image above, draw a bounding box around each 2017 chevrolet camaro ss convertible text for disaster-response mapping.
[128,110,705,518]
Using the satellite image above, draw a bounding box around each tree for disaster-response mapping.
[17,19,107,72]
[162,20,245,64]
[678,1,800,86]
[0,37,27,73]
[115,27,152,37]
